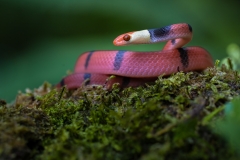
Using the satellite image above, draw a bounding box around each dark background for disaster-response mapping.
[1,0,239,102]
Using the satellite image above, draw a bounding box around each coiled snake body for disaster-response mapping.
[57,23,213,89]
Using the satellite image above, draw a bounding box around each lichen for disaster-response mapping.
[1,61,240,160]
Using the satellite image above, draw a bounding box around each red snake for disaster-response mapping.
[57,23,213,89]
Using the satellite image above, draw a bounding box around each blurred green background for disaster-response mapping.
[1,0,239,102]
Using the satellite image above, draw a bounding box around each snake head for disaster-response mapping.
[113,30,151,46]
[113,32,134,46]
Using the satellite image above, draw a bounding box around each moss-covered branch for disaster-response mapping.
[0,62,240,159]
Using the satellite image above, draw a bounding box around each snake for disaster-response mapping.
[56,23,213,89]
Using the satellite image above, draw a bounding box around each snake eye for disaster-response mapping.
[123,34,131,41]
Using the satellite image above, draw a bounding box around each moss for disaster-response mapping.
[1,61,240,160]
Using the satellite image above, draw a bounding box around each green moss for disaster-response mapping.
[1,62,240,160]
